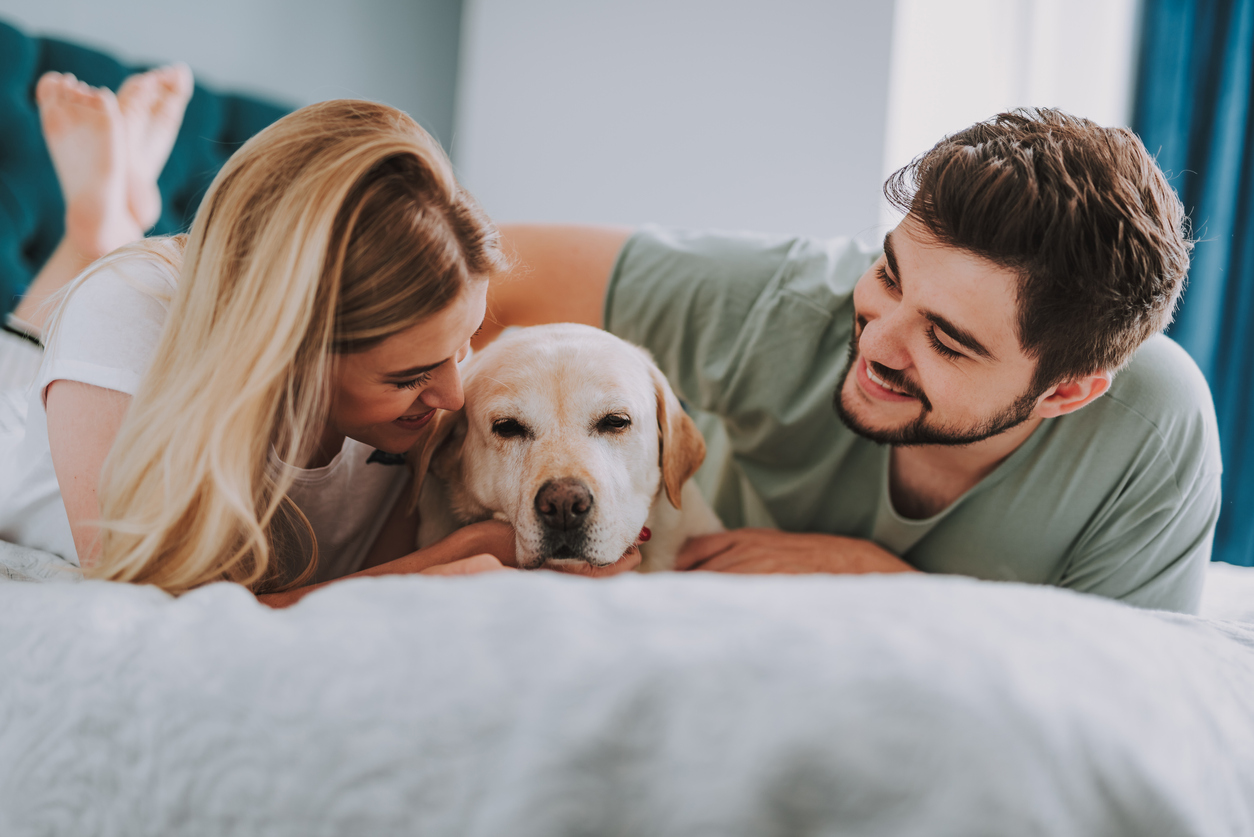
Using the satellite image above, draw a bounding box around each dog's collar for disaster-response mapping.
[366,450,407,466]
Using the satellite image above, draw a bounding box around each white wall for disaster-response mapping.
[881,0,1143,224]
[454,0,896,239]
[5,0,1142,239]
[0,0,463,147]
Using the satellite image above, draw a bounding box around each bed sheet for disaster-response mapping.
[1,540,1252,836]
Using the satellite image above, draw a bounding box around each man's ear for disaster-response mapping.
[649,364,706,510]
[406,409,467,513]
[1034,371,1112,419]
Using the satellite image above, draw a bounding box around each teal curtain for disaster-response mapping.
[1134,0,1254,565]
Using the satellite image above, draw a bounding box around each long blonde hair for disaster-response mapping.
[83,100,504,594]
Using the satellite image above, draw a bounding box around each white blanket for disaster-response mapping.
[2,544,1253,836]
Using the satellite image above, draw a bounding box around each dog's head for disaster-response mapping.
[412,323,705,568]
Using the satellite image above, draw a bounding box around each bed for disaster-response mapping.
[2,18,1251,836]
[2,541,1252,836]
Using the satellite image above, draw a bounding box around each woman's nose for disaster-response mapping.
[419,361,465,412]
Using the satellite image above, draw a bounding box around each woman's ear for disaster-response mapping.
[650,365,706,510]
[407,409,466,512]
[1035,371,1113,419]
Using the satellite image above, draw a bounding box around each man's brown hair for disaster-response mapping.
[885,107,1192,392]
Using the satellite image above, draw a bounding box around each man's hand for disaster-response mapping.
[675,528,918,575]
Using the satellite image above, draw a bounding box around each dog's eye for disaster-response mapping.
[491,418,528,439]
[596,414,632,433]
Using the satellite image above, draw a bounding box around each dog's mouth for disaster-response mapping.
[532,529,593,567]
[507,478,647,569]
[512,525,634,569]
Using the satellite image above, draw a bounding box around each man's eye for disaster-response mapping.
[877,264,899,292]
[492,418,528,438]
[596,414,632,433]
[928,327,964,360]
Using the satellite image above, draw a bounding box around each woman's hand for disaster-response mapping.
[419,554,508,576]
[258,520,518,608]
[257,519,645,608]
[443,518,641,576]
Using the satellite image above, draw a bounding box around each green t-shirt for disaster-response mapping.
[605,227,1223,613]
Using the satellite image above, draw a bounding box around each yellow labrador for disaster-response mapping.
[411,324,724,571]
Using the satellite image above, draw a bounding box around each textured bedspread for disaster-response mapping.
[2,545,1253,836]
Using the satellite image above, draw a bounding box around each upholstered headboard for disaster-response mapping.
[0,19,290,314]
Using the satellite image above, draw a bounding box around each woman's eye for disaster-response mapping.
[492,418,528,438]
[596,414,632,432]
[393,373,432,391]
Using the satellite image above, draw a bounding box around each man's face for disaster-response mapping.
[834,217,1044,447]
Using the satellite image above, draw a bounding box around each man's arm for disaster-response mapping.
[1059,471,1220,613]
[476,224,632,347]
[485,225,913,578]
[675,529,919,576]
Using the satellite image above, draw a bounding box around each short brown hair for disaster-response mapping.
[886,107,1192,391]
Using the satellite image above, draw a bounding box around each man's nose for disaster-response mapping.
[419,361,465,412]
[858,310,912,371]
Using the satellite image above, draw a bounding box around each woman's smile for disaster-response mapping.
[393,408,436,431]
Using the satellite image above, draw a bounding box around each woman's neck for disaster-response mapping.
[307,423,346,469]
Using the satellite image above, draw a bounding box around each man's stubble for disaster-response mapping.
[831,329,1041,448]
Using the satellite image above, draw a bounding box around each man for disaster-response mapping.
[476,108,1221,613]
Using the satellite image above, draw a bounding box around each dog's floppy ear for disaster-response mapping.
[406,409,467,513]
[650,364,706,510]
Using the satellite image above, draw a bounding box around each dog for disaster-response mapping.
[410,323,724,572]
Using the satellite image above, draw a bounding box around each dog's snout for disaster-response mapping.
[534,479,594,531]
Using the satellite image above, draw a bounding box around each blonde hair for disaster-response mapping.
[83,100,504,594]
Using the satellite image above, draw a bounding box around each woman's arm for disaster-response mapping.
[477,224,633,347]
[46,381,519,599]
[257,520,519,608]
[45,380,133,568]
[261,516,644,608]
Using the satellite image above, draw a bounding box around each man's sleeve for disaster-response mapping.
[604,226,814,416]
[1058,467,1221,614]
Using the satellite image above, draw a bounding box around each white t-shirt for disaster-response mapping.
[0,245,408,583]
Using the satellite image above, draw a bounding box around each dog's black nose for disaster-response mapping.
[535,479,594,531]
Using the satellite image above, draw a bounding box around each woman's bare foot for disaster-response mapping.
[36,72,141,260]
[117,63,193,231]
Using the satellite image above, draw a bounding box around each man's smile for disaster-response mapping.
[866,362,908,395]
[855,355,919,403]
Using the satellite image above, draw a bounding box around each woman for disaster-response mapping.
[0,75,625,606]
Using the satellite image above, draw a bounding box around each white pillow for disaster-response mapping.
[1200,560,1254,622]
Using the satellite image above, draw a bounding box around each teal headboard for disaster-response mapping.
[0,20,290,314]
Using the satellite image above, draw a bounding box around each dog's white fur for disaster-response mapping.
[411,324,723,571]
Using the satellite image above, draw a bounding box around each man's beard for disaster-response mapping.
[832,333,1040,448]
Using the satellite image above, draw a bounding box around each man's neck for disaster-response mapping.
[889,416,1043,520]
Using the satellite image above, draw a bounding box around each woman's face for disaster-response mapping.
[327,279,488,454]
